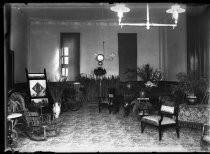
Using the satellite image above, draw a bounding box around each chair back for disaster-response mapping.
[108,88,116,98]
[159,96,179,116]
[25,68,50,111]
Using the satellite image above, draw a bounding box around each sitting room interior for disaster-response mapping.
[4,2,210,152]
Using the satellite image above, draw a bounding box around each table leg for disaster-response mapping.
[43,126,47,140]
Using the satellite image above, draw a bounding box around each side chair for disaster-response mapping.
[141,96,180,141]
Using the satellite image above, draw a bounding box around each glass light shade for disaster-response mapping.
[118,11,123,18]
[166,4,185,14]
[173,11,179,20]
[110,4,130,13]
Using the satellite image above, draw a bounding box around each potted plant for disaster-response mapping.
[137,64,154,81]
[94,67,106,77]
[94,67,106,97]
[48,77,67,118]
[176,71,208,105]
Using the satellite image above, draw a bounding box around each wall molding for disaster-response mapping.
[30,18,119,26]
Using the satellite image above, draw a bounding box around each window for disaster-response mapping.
[61,47,69,77]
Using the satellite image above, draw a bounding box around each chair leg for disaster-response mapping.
[176,125,180,138]
[159,127,162,141]
[141,122,145,133]
[43,126,47,140]
[108,105,111,114]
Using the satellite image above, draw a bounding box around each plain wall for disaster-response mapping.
[29,21,163,81]
[10,10,187,82]
[10,7,28,83]
[166,13,187,81]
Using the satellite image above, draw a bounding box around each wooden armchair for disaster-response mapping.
[201,123,210,151]
[99,88,116,114]
[141,96,179,141]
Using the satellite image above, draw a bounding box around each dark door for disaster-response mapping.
[60,33,80,81]
[8,50,14,90]
[118,33,137,81]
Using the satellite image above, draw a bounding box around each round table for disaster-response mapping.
[7,113,22,146]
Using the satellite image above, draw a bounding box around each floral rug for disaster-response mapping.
[10,103,209,152]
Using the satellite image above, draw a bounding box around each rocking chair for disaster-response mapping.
[24,68,60,140]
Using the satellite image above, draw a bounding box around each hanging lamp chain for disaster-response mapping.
[102,4,105,55]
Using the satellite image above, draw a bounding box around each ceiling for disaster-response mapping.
[11,3,187,22]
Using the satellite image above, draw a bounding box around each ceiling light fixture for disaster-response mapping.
[110,3,185,29]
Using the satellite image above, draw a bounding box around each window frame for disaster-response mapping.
[60,47,69,77]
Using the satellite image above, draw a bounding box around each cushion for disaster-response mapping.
[101,100,109,104]
[161,105,174,114]
[203,136,210,143]
[109,94,114,98]
[141,115,176,126]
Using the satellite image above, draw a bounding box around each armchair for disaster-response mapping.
[200,123,210,151]
[98,88,116,114]
[141,96,179,141]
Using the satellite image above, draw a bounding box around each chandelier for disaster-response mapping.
[110,3,185,29]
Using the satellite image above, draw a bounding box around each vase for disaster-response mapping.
[53,102,61,118]
[186,95,197,105]
[139,90,146,98]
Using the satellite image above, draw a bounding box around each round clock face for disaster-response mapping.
[96,54,104,62]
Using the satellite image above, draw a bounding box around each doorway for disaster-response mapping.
[118,33,137,81]
[60,33,80,81]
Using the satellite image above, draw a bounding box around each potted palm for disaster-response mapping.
[176,71,208,105]
[48,77,67,118]
[94,67,106,97]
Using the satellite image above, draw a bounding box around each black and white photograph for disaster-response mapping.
[4,2,210,152]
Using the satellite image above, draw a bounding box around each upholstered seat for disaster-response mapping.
[141,115,176,126]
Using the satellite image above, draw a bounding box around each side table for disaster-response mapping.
[7,113,22,150]
[136,98,153,120]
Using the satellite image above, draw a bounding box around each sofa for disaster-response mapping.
[178,103,210,129]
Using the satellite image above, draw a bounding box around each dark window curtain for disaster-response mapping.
[187,5,210,80]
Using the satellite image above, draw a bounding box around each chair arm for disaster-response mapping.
[160,111,175,116]
[41,113,53,124]
[24,115,42,126]
[159,112,177,125]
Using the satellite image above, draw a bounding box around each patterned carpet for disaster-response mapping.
[11,103,209,152]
